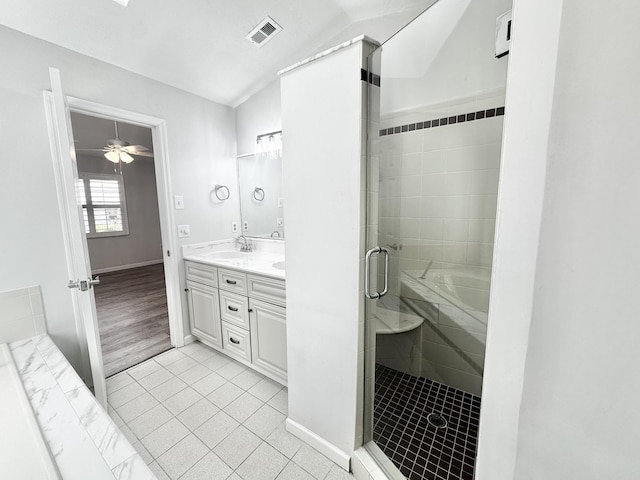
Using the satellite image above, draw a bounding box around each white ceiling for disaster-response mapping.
[1,0,431,107]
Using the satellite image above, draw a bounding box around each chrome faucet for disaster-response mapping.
[419,260,433,279]
[237,235,253,252]
[270,230,281,238]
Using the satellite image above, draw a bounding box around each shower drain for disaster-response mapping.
[426,413,448,429]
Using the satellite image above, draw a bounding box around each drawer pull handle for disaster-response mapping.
[228,306,238,312]
[230,337,240,345]
[226,279,237,285]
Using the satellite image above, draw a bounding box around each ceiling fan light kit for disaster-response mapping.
[77,120,154,165]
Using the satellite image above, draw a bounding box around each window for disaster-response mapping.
[76,173,129,238]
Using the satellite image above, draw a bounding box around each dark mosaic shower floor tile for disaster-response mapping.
[373,364,481,480]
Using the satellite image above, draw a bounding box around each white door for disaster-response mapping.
[46,67,107,407]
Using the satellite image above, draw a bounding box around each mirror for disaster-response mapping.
[237,151,284,238]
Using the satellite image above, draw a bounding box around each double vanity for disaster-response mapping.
[182,239,287,386]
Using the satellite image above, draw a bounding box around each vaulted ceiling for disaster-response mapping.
[1,0,432,107]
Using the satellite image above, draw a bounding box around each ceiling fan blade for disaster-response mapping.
[130,151,154,157]
[75,148,111,157]
[124,145,149,152]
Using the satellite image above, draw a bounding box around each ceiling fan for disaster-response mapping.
[76,121,153,164]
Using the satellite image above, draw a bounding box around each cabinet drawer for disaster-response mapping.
[185,261,218,287]
[218,269,248,295]
[222,322,251,363]
[247,275,286,307]
[219,290,250,330]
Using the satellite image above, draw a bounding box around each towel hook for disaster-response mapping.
[212,184,230,201]
[253,187,265,202]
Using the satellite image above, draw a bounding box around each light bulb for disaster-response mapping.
[120,152,134,164]
[104,151,120,163]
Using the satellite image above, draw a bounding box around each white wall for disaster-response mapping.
[380,0,511,114]
[475,0,564,476]
[513,0,640,477]
[478,0,640,478]
[76,155,163,272]
[281,39,374,461]
[0,25,237,375]
[235,79,282,157]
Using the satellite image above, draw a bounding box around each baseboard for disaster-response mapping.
[92,259,163,274]
[183,335,196,346]
[285,418,351,471]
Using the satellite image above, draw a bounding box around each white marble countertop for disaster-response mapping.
[9,335,155,480]
[182,239,286,280]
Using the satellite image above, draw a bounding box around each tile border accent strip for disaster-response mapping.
[361,68,381,87]
[379,106,505,136]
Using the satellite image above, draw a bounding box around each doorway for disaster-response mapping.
[70,112,172,376]
[45,71,184,406]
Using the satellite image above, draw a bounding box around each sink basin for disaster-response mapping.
[205,251,249,260]
[272,261,285,270]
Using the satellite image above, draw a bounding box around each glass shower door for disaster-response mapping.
[363,1,510,478]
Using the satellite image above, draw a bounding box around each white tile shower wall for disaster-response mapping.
[0,286,47,343]
[375,91,504,395]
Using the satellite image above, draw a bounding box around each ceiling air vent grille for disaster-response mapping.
[246,16,282,48]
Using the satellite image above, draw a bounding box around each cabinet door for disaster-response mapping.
[187,280,222,348]
[249,299,287,383]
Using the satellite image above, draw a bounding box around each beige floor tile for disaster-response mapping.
[225,392,264,423]
[141,418,190,458]
[180,452,233,480]
[156,434,209,479]
[212,426,261,469]
[116,392,160,423]
[177,398,220,431]
[292,444,334,479]
[192,371,227,396]
[235,442,288,480]
[244,404,286,439]
[276,462,315,480]
[207,382,244,408]
[164,387,202,415]
[129,404,173,440]
[265,422,302,459]
[249,378,283,402]
[194,411,239,449]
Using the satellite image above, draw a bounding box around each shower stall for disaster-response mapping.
[362,0,511,478]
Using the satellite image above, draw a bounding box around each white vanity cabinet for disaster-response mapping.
[186,263,222,349]
[185,260,287,385]
[249,298,287,382]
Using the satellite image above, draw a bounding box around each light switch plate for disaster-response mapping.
[177,225,190,238]
[174,195,184,210]
[231,222,239,234]
[277,197,283,208]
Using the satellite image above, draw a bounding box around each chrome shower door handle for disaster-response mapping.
[365,246,390,299]
[365,247,380,299]
[379,247,390,297]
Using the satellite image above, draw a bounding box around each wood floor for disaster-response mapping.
[94,263,171,377]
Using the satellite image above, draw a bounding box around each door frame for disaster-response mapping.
[45,91,184,389]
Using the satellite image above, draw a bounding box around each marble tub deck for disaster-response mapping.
[10,334,155,480]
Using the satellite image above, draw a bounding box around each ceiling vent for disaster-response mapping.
[246,16,282,48]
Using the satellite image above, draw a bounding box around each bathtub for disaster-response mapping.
[401,267,491,333]
[0,343,60,480]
